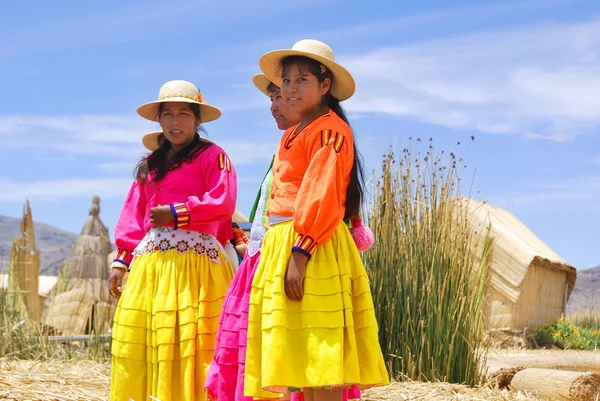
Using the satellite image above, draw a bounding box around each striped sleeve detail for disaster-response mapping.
[333,132,345,153]
[320,130,345,153]
[292,234,318,257]
[112,248,132,269]
[217,153,232,172]
[170,202,190,229]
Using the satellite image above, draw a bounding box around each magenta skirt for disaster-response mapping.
[205,251,360,400]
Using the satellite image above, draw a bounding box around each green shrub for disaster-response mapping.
[535,317,600,350]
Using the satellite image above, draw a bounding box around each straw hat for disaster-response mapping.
[252,73,274,97]
[141,131,214,151]
[141,131,163,151]
[259,39,355,101]
[137,80,222,122]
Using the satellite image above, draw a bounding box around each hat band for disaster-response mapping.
[159,93,204,102]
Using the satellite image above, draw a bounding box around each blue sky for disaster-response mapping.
[1,0,599,270]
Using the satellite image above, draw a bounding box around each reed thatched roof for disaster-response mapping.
[7,200,41,321]
[461,197,576,304]
[233,209,249,223]
[44,196,115,335]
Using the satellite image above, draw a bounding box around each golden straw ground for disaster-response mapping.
[0,359,543,401]
[0,359,109,401]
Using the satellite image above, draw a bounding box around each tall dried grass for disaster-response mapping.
[0,288,110,362]
[364,138,490,385]
[568,310,600,331]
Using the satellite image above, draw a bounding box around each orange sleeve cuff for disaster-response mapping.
[232,226,249,245]
[170,202,190,229]
[292,234,318,257]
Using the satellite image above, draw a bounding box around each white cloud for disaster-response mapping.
[342,18,600,141]
[0,112,280,166]
[489,176,600,209]
[0,178,133,202]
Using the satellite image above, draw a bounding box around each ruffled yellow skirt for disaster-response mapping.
[245,221,389,398]
[110,247,234,401]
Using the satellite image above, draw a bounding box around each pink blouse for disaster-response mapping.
[112,144,237,268]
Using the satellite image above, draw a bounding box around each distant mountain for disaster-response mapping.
[0,214,77,276]
[567,265,600,312]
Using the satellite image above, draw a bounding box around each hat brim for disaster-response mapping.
[252,74,274,97]
[142,132,163,151]
[259,49,355,101]
[136,97,222,123]
[142,131,216,151]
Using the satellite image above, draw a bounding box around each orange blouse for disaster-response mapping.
[268,112,354,256]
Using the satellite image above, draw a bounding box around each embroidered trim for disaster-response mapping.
[133,227,223,265]
[172,202,190,228]
[320,129,345,153]
[159,92,204,102]
[321,129,331,147]
[333,132,345,153]
[111,261,129,271]
[284,125,302,149]
[293,234,318,255]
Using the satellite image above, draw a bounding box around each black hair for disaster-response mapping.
[281,55,365,221]
[135,103,212,182]
[266,82,279,94]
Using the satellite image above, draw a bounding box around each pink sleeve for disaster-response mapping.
[170,147,237,230]
[113,179,147,268]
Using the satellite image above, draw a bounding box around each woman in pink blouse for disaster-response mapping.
[108,80,237,401]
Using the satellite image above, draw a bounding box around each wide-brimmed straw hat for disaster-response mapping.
[259,39,355,101]
[137,80,222,122]
[141,131,163,151]
[141,131,214,152]
[252,73,274,97]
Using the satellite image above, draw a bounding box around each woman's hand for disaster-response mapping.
[150,205,174,227]
[235,243,248,258]
[108,267,126,299]
[285,251,308,301]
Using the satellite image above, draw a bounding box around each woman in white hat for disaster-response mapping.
[245,40,389,400]
[108,80,237,401]
[205,74,301,401]
[140,131,249,273]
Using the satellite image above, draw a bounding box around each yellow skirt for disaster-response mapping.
[110,247,234,401]
[245,221,389,398]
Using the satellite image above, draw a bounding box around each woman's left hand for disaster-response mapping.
[285,251,308,301]
[150,205,175,227]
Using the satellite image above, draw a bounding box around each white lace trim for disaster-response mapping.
[248,170,271,257]
[133,227,223,265]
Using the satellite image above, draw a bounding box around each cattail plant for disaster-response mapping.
[364,137,490,385]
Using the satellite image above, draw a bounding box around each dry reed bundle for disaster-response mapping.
[44,197,115,335]
[488,350,600,373]
[510,368,600,401]
[362,380,541,400]
[0,359,109,401]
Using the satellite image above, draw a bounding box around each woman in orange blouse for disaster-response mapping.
[244,40,389,401]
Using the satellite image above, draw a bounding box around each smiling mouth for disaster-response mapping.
[288,97,300,101]
[170,130,182,134]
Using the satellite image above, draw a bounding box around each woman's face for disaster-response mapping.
[158,102,199,151]
[269,86,300,130]
[281,63,329,117]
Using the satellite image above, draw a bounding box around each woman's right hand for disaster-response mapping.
[108,267,126,299]
[285,251,308,301]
